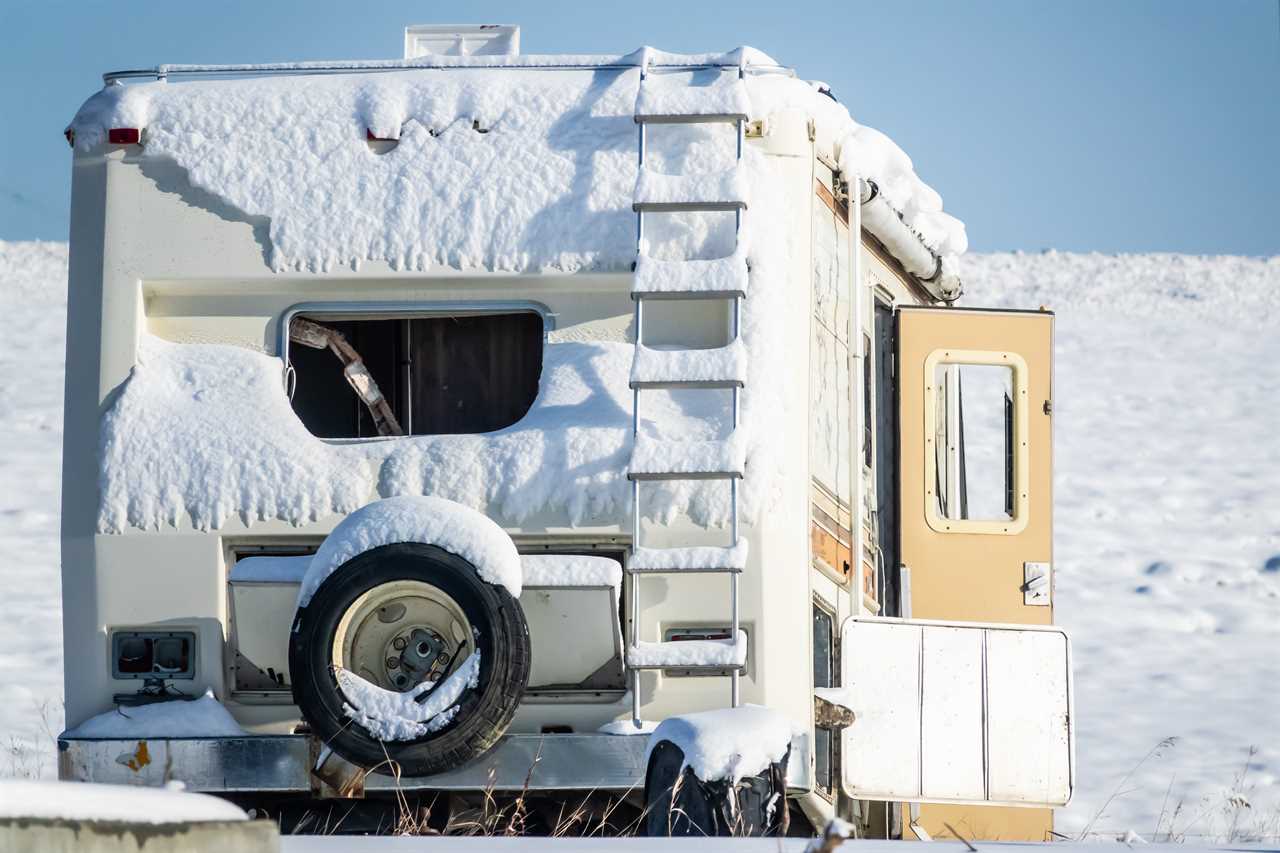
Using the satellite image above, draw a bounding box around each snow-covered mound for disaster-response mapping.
[0,242,1276,841]
[647,704,793,783]
[0,779,247,824]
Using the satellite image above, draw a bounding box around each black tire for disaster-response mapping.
[643,739,790,837]
[290,542,530,777]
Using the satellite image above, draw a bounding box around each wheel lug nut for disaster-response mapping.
[386,658,399,669]
[392,637,406,650]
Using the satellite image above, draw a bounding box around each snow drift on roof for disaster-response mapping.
[69,48,965,276]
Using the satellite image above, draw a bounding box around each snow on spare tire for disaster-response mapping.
[290,496,530,776]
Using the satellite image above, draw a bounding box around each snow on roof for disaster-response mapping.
[70,47,965,279]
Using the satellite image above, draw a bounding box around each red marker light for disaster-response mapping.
[108,128,141,145]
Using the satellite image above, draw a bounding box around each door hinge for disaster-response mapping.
[1043,399,1053,415]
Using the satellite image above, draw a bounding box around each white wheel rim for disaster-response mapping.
[331,579,475,694]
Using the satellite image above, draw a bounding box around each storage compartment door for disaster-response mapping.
[841,617,1074,808]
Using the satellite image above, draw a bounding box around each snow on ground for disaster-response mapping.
[963,252,1280,842]
[0,241,66,779]
[0,242,1277,841]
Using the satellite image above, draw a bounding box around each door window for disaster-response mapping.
[924,350,1029,535]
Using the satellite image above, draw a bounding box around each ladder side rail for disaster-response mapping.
[729,111,746,708]
[630,69,648,727]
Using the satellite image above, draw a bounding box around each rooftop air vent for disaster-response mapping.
[403,25,520,59]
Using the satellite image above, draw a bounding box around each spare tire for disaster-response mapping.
[290,542,530,777]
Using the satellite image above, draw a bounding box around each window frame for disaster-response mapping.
[922,348,1030,536]
[277,300,554,440]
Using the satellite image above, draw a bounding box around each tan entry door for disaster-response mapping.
[897,306,1056,841]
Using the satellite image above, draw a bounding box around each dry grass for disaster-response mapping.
[285,739,645,837]
[3,699,60,779]
[283,739,795,838]
[1148,746,1280,844]
[1077,738,1280,844]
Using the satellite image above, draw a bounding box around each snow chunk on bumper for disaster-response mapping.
[647,704,793,784]
[298,495,522,607]
[63,690,247,738]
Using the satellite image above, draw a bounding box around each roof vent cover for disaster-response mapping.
[404,25,520,59]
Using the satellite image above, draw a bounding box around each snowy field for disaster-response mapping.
[0,241,1276,841]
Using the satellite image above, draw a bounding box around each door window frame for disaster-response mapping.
[922,348,1030,536]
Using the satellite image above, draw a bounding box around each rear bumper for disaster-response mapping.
[58,733,649,794]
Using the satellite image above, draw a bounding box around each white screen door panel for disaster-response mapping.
[842,617,1074,807]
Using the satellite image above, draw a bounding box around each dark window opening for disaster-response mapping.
[874,302,900,616]
[813,603,835,689]
[288,313,543,438]
[813,601,838,796]
[815,726,834,792]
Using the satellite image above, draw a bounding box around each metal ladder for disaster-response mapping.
[625,56,751,726]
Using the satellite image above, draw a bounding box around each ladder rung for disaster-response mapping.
[633,200,746,213]
[630,340,746,389]
[632,251,749,299]
[635,74,749,123]
[628,433,745,481]
[628,470,741,481]
[626,632,747,671]
[627,563,740,575]
[632,290,744,302]
[629,542,749,574]
[633,166,748,213]
[631,379,742,390]
[634,113,748,125]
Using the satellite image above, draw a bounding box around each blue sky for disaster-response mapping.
[1,0,1277,255]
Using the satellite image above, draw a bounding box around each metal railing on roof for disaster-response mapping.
[103,57,796,85]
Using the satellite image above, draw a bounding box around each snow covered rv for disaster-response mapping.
[58,25,1072,839]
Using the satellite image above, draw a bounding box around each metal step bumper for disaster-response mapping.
[57,732,649,795]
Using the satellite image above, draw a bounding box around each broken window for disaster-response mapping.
[287,312,543,438]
